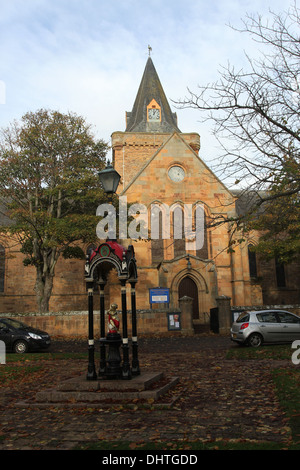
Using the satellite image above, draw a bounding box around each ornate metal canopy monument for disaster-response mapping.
[83,160,140,381]
[84,241,139,381]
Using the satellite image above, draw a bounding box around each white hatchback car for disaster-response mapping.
[231,310,300,347]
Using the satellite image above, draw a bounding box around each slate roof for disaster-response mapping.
[125,57,181,133]
[0,201,13,227]
[232,190,268,216]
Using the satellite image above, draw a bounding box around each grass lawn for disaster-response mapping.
[0,351,86,385]
[272,368,300,444]
[226,343,295,360]
[4,351,87,363]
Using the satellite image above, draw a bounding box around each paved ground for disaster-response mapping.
[0,335,294,450]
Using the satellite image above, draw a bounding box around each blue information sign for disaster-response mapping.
[149,288,170,304]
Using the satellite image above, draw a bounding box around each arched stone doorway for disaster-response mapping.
[178,276,199,320]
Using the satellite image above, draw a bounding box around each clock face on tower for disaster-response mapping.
[148,108,160,121]
[168,165,185,182]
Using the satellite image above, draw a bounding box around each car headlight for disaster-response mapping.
[28,332,42,340]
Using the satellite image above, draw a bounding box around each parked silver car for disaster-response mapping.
[231,310,300,347]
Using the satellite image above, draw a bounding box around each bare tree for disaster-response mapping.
[177,3,300,260]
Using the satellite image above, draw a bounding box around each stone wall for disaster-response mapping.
[1,308,183,338]
[2,304,299,338]
[232,304,300,317]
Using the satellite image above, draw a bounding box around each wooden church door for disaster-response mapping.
[178,276,199,320]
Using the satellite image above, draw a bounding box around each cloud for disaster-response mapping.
[0,0,293,153]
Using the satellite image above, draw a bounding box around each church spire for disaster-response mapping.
[125,57,181,133]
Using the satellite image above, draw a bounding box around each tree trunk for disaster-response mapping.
[33,241,58,313]
[35,268,54,314]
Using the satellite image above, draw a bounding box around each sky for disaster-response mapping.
[0,0,294,171]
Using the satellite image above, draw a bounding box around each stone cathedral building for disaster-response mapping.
[0,56,299,334]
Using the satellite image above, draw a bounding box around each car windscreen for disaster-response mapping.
[236,313,249,323]
[3,319,28,329]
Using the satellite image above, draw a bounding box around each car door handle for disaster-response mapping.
[283,325,288,328]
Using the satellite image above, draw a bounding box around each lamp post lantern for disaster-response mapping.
[98,160,121,196]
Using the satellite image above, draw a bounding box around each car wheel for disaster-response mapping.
[247,333,263,347]
[13,340,29,354]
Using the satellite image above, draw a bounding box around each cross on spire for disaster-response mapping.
[148,45,152,57]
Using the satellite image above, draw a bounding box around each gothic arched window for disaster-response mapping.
[151,205,164,264]
[173,206,185,258]
[275,256,286,288]
[195,208,208,259]
[248,244,257,279]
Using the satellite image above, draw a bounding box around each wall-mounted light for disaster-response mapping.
[186,255,192,270]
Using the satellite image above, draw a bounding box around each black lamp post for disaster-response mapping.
[98,160,121,196]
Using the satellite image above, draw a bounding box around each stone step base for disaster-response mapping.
[16,372,181,409]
